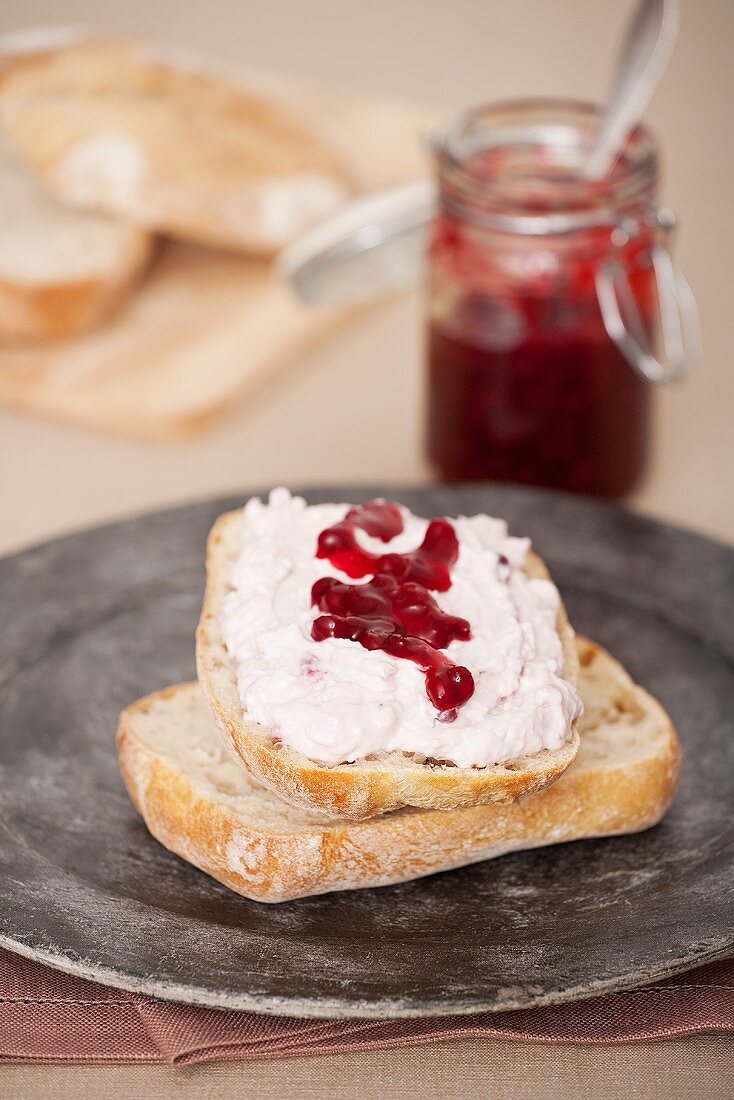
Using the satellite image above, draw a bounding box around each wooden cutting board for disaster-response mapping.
[0,86,441,441]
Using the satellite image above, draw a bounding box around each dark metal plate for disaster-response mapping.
[0,485,732,1017]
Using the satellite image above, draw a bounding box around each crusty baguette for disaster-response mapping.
[118,637,681,904]
[0,135,153,342]
[196,510,581,820]
[0,35,350,256]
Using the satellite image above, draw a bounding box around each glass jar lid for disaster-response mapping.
[433,98,659,235]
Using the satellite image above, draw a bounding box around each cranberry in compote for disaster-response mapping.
[312,501,475,717]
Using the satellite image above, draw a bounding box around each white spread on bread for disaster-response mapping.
[219,172,349,251]
[220,488,582,769]
[56,133,149,213]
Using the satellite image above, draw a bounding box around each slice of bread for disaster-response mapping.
[196,510,581,821]
[118,637,681,904]
[0,35,350,256]
[0,136,153,342]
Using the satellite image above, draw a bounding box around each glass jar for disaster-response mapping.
[426,99,699,498]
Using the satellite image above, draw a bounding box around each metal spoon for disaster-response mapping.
[584,0,681,179]
[279,0,680,305]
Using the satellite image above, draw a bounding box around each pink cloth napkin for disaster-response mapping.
[0,948,731,1064]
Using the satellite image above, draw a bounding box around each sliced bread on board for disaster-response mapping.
[0,137,152,342]
[0,35,350,255]
[118,637,681,903]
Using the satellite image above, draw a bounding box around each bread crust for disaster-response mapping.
[118,638,681,903]
[0,227,153,342]
[196,509,581,820]
[0,36,350,255]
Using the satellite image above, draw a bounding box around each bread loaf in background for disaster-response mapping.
[0,33,352,256]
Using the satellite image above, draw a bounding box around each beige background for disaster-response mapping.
[1,1035,733,1100]
[0,0,733,555]
[0,1,732,1096]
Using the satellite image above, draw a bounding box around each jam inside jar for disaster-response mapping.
[427,100,692,499]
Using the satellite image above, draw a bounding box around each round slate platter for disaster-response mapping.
[0,485,732,1019]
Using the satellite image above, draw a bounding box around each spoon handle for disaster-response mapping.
[585,0,681,180]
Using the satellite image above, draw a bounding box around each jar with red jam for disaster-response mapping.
[427,100,699,498]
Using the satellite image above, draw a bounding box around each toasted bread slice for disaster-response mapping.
[196,509,581,821]
[0,35,350,256]
[0,136,152,342]
[118,638,681,904]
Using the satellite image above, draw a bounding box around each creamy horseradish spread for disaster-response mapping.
[220,488,582,769]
